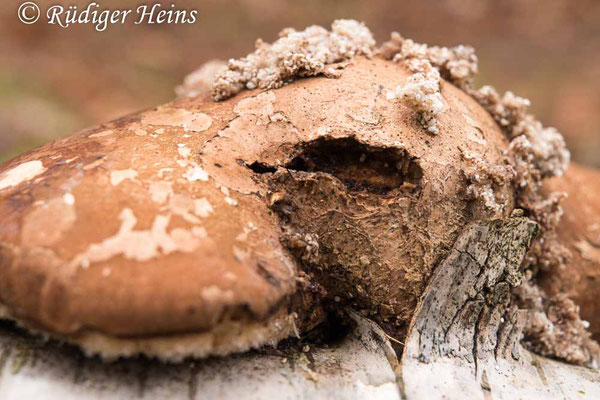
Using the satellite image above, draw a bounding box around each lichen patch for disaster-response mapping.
[83,157,105,171]
[194,197,214,217]
[192,226,208,238]
[201,285,234,304]
[168,194,201,224]
[220,186,238,206]
[0,160,46,191]
[233,91,276,124]
[575,240,600,264]
[88,130,113,139]
[132,126,148,136]
[184,165,209,182]
[157,167,174,178]
[224,196,238,206]
[235,222,257,242]
[177,144,192,158]
[148,184,212,223]
[149,181,173,204]
[63,192,75,206]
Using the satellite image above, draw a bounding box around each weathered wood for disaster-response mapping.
[0,312,400,400]
[401,217,600,399]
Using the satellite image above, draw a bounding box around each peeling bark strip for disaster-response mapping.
[401,217,600,399]
[410,217,538,364]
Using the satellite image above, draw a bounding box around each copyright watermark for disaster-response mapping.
[18,2,41,24]
[17,2,198,31]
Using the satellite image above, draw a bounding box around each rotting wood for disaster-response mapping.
[401,216,600,399]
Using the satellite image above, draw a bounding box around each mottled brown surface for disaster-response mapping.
[0,97,299,352]
[238,57,514,341]
[0,56,514,358]
[539,164,600,341]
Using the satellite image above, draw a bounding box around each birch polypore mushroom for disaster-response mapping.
[0,57,513,360]
[0,110,304,361]
[0,20,595,368]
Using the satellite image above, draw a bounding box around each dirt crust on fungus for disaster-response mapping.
[537,164,600,346]
[208,20,596,366]
[373,30,595,366]
[212,19,375,101]
[202,55,514,346]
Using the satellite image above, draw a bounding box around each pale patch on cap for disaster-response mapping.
[0,160,46,191]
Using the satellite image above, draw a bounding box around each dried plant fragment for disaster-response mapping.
[212,19,375,101]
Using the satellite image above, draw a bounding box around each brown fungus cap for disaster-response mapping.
[539,164,600,341]
[0,56,513,359]
[0,103,300,360]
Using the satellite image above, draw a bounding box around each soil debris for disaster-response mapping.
[516,282,600,368]
[212,20,375,101]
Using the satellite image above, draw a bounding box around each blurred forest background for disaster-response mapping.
[1,0,599,166]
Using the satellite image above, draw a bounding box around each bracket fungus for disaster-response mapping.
[0,19,597,373]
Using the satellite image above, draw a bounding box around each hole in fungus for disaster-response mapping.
[248,137,423,195]
[275,310,354,353]
[247,161,277,174]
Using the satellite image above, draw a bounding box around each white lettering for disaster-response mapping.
[45,3,197,30]
[46,5,67,28]
[188,10,198,24]
[136,4,162,24]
